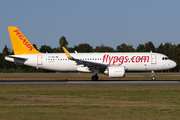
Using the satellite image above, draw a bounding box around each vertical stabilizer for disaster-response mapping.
[8,26,41,55]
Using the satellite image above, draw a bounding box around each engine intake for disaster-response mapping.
[104,66,125,78]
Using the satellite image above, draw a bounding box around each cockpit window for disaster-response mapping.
[162,57,170,60]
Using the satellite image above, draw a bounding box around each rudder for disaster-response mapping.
[8,26,41,55]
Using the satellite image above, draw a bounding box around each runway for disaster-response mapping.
[0,80,180,85]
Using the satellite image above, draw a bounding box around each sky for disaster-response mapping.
[0,0,180,52]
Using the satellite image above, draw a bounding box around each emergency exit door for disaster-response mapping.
[37,55,43,65]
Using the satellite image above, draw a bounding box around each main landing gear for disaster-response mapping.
[151,71,156,81]
[91,75,99,81]
[91,69,99,81]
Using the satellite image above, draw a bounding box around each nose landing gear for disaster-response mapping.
[151,71,156,80]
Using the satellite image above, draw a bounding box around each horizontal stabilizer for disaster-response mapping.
[6,55,28,60]
[5,55,28,64]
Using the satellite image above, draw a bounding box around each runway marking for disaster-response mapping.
[0,80,180,85]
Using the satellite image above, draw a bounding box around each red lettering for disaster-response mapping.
[132,56,135,63]
[108,56,114,65]
[119,56,124,65]
[113,56,118,65]
[103,54,106,63]
[107,55,109,62]
[105,54,109,63]
[26,44,31,48]
[14,30,21,35]
[19,35,24,40]
[102,55,150,64]
[136,56,140,62]
[28,46,34,51]
[22,39,26,43]
[13,29,34,52]
[124,56,128,63]
[24,41,30,46]
[141,56,149,62]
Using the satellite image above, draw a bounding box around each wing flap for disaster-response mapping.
[62,47,108,72]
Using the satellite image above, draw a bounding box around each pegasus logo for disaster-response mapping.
[14,30,34,51]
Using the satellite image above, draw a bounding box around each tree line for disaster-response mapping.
[0,36,179,73]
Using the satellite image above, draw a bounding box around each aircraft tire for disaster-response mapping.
[152,76,156,81]
[92,75,99,81]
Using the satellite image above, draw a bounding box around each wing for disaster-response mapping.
[62,47,108,72]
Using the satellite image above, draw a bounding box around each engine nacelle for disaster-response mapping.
[104,66,125,78]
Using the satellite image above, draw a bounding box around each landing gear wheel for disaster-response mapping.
[152,76,156,81]
[91,75,99,81]
[151,71,155,81]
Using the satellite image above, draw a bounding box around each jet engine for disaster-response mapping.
[104,66,125,78]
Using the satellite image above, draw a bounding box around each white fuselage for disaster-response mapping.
[5,52,177,72]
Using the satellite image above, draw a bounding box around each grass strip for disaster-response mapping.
[0,85,180,120]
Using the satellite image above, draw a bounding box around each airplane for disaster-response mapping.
[5,26,177,80]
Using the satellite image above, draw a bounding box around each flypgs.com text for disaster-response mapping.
[103,54,150,65]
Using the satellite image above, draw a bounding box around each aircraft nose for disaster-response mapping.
[171,60,177,68]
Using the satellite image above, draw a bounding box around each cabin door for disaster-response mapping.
[151,54,157,64]
[37,55,43,65]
